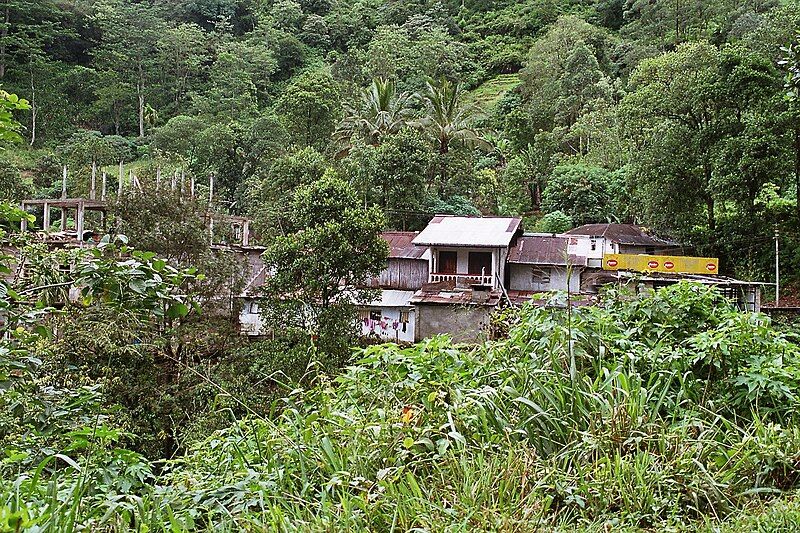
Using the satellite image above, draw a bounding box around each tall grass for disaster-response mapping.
[2,283,799,531]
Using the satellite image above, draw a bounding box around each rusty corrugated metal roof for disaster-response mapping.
[508,235,587,266]
[563,224,679,247]
[382,231,427,259]
[412,216,522,247]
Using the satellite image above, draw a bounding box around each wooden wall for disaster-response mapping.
[369,258,428,290]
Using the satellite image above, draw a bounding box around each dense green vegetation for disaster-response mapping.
[0,0,798,280]
[4,253,800,530]
[2,1,800,530]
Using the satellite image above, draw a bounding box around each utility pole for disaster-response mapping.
[775,225,780,307]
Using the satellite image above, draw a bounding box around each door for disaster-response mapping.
[439,251,457,273]
[468,251,492,277]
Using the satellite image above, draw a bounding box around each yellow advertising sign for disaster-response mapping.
[602,254,719,275]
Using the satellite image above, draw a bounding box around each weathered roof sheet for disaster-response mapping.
[563,224,679,247]
[508,235,587,266]
[410,287,502,306]
[412,215,522,248]
[362,289,416,308]
[382,231,427,259]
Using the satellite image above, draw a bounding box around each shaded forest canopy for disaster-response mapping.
[1,0,800,282]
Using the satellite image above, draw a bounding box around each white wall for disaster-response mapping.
[239,298,265,336]
[361,306,415,343]
[566,235,616,261]
[508,264,581,293]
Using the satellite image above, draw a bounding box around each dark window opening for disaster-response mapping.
[468,251,492,276]
[439,251,457,273]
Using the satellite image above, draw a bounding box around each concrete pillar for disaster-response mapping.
[76,202,85,245]
[242,219,250,247]
[60,207,67,231]
[19,203,27,232]
[43,202,50,232]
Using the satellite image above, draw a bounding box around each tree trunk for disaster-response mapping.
[28,65,35,146]
[137,63,145,137]
[0,5,9,79]
[795,125,800,221]
[705,195,715,233]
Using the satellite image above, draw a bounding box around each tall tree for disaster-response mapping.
[414,77,486,187]
[621,41,777,236]
[335,77,414,150]
[275,68,341,150]
[93,0,165,137]
[261,174,388,359]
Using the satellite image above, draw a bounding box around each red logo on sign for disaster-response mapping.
[647,261,659,269]
[706,263,717,272]
[606,259,618,267]
[664,261,675,269]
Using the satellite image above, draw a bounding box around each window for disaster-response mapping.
[399,311,410,323]
[370,310,382,321]
[438,251,457,273]
[249,301,260,314]
[358,309,370,321]
[532,267,551,285]
[468,251,492,277]
[590,238,597,251]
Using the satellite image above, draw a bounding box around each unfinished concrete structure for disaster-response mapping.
[19,198,109,246]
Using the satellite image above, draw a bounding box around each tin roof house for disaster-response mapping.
[506,234,587,305]
[407,215,522,342]
[564,224,681,267]
[359,232,429,343]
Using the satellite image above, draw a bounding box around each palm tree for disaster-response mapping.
[335,77,414,152]
[414,77,489,187]
[414,77,487,155]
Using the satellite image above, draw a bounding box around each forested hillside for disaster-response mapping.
[3,2,800,531]
[1,0,799,282]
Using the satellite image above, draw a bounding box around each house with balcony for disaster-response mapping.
[408,215,522,342]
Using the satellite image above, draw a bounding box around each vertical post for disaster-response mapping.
[775,225,780,307]
[242,219,250,247]
[190,176,195,198]
[180,169,185,196]
[209,216,214,243]
[19,203,27,232]
[61,165,67,199]
[171,170,177,191]
[76,201,85,246]
[60,207,67,231]
[101,172,107,201]
[209,174,214,205]
[43,201,50,232]
[118,161,123,202]
[129,169,134,195]
[90,160,97,200]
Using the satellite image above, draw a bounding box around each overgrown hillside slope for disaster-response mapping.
[4,284,800,530]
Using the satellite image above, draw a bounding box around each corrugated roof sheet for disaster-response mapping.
[564,224,679,247]
[382,231,427,259]
[362,289,416,307]
[508,235,587,266]
[410,284,502,306]
[412,215,522,247]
